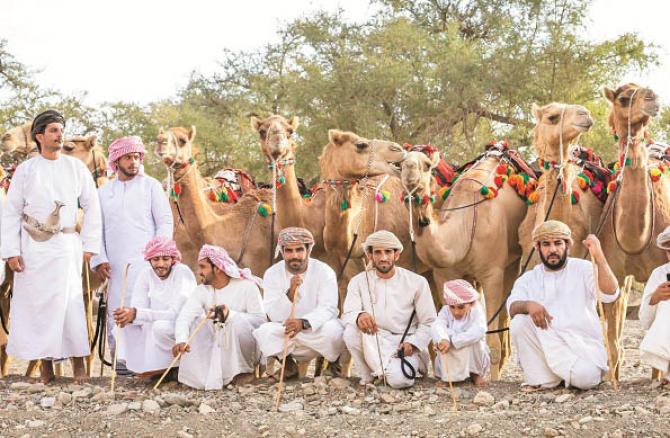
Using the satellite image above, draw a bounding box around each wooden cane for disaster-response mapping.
[440,351,459,411]
[591,255,618,391]
[110,264,130,392]
[153,309,213,391]
[274,286,300,412]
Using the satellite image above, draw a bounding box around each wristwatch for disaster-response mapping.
[301,319,311,330]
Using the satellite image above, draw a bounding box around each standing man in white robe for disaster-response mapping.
[507,220,619,390]
[174,244,265,390]
[254,227,345,379]
[112,236,196,378]
[1,110,102,383]
[432,280,489,387]
[91,136,173,375]
[342,231,436,389]
[638,227,670,384]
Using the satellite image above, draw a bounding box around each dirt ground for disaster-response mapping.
[0,318,668,438]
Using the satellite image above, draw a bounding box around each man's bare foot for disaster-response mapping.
[232,372,256,385]
[39,360,55,384]
[72,357,88,385]
[471,373,487,387]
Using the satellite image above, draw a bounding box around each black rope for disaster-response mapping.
[410,240,418,273]
[92,293,112,367]
[91,148,100,190]
[269,213,276,268]
[398,310,417,380]
[337,233,359,283]
[485,175,563,334]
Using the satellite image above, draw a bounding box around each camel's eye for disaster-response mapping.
[422,161,431,172]
[259,129,267,139]
[287,128,293,136]
[355,142,368,151]
[178,138,187,145]
[547,114,560,123]
[618,96,630,106]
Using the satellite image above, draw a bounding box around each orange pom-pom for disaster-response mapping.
[607,180,618,194]
[527,190,540,204]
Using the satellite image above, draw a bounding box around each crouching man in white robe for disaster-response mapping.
[639,226,670,384]
[112,237,196,378]
[254,227,345,379]
[342,231,436,389]
[508,220,619,390]
[174,244,265,390]
[432,280,489,387]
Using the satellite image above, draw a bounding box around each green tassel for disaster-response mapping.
[614,133,619,142]
[624,158,632,166]
[480,186,490,196]
[571,193,578,204]
[543,161,550,170]
[341,199,349,211]
[278,176,286,185]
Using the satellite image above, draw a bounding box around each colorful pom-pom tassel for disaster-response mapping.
[527,190,540,204]
[494,174,507,188]
[209,190,217,202]
[496,164,507,175]
[571,191,580,204]
[439,186,451,200]
[341,198,349,211]
[607,180,618,194]
[257,203,273,217]
[375,190,390,203]
[485,187,498,199]
[479,185,490,196]
[650,167,662,182]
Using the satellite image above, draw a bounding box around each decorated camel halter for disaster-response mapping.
[267,158,295,188]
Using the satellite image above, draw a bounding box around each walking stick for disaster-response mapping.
[110,264,130,393]
[440,352,459,411]
[591,255,618,391]
[274,285,300,412]
[364,269,387,387]
[154,309,213,391]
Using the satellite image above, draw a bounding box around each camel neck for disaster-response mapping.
[272,157,307,228]
[172,161,217,238]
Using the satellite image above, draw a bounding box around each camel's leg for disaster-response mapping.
[297,360,311,378]
[603,275,632,381]
[26,360,40,377]
[480,268,505,381]
[0,345,9,377]
[496,263,519,373]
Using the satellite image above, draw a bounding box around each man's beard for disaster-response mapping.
[200,273,213,285]
[153,265,172,280]
[373,261,395,274]
[118,166,139,178]
[286,258,307,274]
[539,250,568,270]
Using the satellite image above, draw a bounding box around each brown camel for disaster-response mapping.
[518,103,599,267]
[251,115,328,261]
[400,146,528,379]
[154,126,275,276]
[598,83,665,379]
[63,135,109,187]
[0,123,37,157]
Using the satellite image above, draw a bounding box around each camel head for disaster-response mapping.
[155,126,197,167]
[319,129,407,179]
[604,83,660,144]
[63,135,108,176]
[251,115,299,162]
[400,150,440,199]
[532,102,593,162]
[0,123,37,155]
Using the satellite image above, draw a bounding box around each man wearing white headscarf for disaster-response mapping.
[254,227,345,380]
[431,280,489,386]
[638,226,670,384]
[174,244,265,390]
[507,220,619,390]
[342,230,436,389]
[90,136,173,375]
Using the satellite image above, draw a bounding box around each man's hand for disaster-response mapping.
[83,252,94,264]
[95,262,111,281]
[437,340,450,354]
[399,342,415,357]
[113,307,136,328]
[650,281,670,305]
[7,256,24,273]
[284,318,303,338]
[287,274,303,302]
[172,342,190,357]
[527,301,553,329]
[583,234,604,259]
[356,312,378,335]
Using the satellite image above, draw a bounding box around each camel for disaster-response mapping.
[63,135,109,187]
[598,83,665,378]
[154,126,275,276]
[0,123,37,157]
[399,145,529,379]
[518,103,600,267]
[251,115,328,262]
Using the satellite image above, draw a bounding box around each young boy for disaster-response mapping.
[431,280,489,386]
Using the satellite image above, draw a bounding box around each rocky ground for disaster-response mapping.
[0,320,668,438]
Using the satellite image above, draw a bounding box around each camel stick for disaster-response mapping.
[440,352,459,411]
[590,255,618,391]
[153,309,213,391]
[274,285,300,411]
[110,264,130,393]
[364,269,387,387]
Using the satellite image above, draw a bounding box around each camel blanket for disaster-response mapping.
[1,155,101,360]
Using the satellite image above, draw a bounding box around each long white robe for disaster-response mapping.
[1,155,101,360]
[342,267,437,389]
[175,280,266,390]
[254,258,345,363]
[90,174,173,352]
[507,258,619,389]
[431,304,490,382]
[638,262,670,378]
[119,263,196,373]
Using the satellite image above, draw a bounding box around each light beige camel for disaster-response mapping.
[518,103,599,267]
[0,123,37,157]
[63,135,109,187]
[155,126,275,276]
[598,83,665,379]
[400,148,528,379]
[251,115,328,261]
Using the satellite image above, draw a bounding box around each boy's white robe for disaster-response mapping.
[638,262,670,378]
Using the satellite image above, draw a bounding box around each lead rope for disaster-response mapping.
[270,159,278,267]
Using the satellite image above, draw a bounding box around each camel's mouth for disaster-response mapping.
[641,104,660,117]
[388,161,403,174]
[572,123,593,131]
